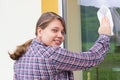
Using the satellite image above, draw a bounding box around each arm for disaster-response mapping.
[51,34,110,71]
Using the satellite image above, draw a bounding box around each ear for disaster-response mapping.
[37,27,42,37]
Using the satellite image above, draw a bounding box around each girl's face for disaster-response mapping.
[37,19,65,47]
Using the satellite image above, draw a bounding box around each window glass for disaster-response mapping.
[81,5,120,80]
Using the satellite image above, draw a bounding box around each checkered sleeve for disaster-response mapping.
[50,34,110,71]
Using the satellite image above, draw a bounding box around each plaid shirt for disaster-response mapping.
[14,34,110,80]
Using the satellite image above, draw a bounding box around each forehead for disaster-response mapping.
[47,19,64,29]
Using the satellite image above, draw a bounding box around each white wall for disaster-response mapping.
[0,0,41,79]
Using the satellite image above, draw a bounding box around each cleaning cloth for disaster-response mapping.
[97,5,114,36]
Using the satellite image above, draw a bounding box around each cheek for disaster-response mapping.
[41,34,53,45]
[62,36,65,40]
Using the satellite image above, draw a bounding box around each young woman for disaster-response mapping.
[9,12,111,80]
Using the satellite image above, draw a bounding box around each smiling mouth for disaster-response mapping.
[54,40,61,45]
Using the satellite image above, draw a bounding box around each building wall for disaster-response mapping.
[0,0,41,80]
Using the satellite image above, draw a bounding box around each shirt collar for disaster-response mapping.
[32,38,47,46]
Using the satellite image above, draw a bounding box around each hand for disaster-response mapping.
[98,16,111,36]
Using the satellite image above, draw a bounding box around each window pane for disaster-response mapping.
[81,5,120,80]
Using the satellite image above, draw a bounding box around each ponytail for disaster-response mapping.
[9,39,32,60]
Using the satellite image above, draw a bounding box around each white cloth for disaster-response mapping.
[97,5,114,36]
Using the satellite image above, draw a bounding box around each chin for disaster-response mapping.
[52,44,60,47]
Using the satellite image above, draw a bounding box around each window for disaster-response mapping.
[81,5,120,80]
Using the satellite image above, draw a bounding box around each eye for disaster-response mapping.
[61,31,65,35]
